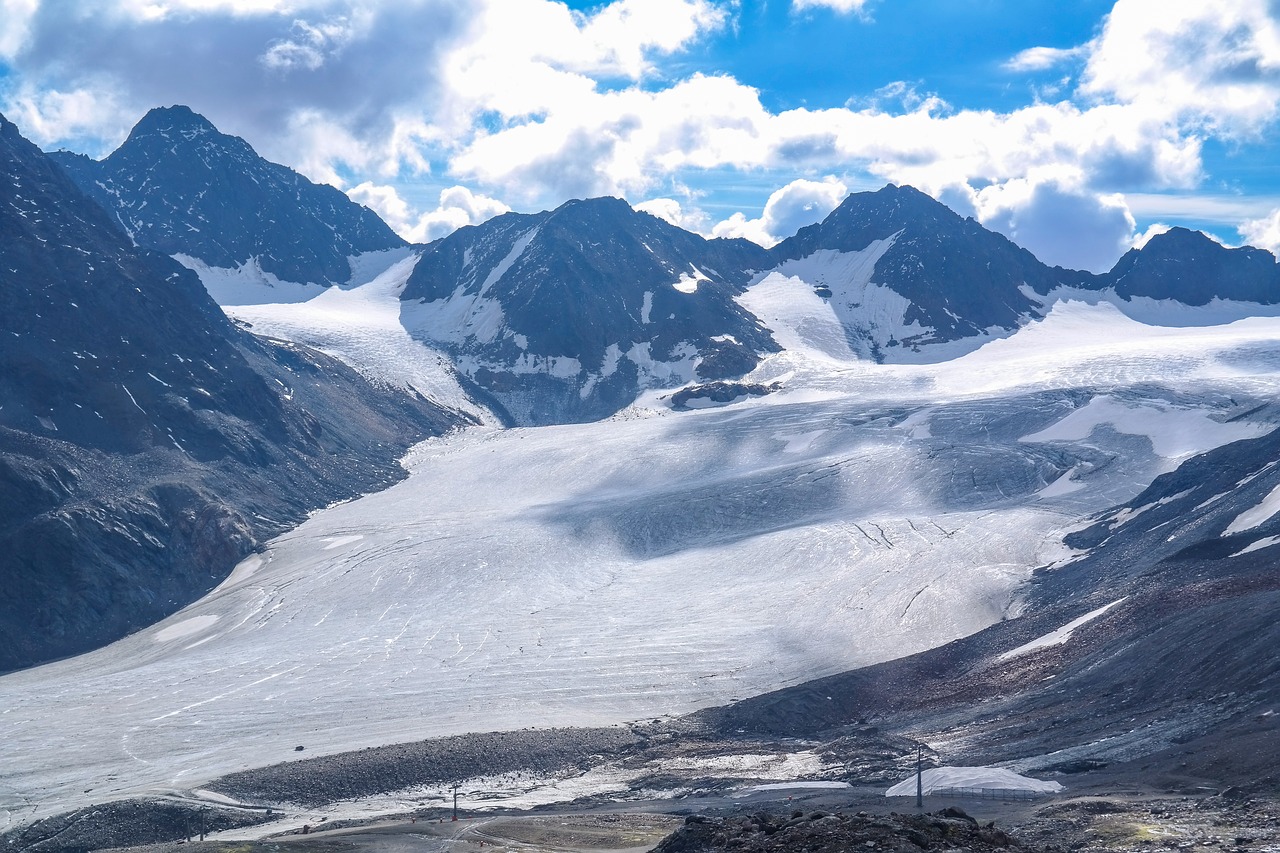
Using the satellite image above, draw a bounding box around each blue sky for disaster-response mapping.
[2,0,1280,271]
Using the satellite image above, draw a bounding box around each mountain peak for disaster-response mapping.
[129,104,219,140]
[1106,227,1280,305]
[1136,226,1226,257]
[52,107,405,287]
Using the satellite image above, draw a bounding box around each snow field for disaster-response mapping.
[7,284,1280,828]
[2,394,1107,826]
[204,249,491,422]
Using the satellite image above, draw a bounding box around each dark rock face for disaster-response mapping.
[400,196,777,424]
[0,112,460,672]
[769,184,1095,355]
[670,381,780,410]
[0,798,273,853]
[1103,227,1280,305]
[50,105,404,285]
[652,809,1039,853]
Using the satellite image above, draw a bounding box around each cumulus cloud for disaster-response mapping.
[1239,209,1280,255]
[1,0,472,168]
[4,0,1279,271]
[0,0,39,59]
[634,197,711,233]
[260,16,363,72]
[348,182,510,243]
[712,176,848,247]
[1081,0,1280,135]
[973,178,1136,273]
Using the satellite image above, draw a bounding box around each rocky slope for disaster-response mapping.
[763,184,1096,360]
[0,111,461,672]
[399,196,776,424]
[50,105,404,287]
[695,414,1280,794]
[1102,227,1280,305]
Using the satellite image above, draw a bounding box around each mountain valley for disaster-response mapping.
[3,105,1280,853]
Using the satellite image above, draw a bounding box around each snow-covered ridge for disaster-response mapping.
[216,248,491,422]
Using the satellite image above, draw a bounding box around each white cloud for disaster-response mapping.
[1130,222,1171,251]
[792,0,872,15]
[634,197,711,233]
[348,182,510,243]
[972,177,1136,273]
[115,0,309,19]
[4,0,1280,272]
[2,81,131,151]
[0,0,38,59]
[1004,45,1090,72]
[1081,0,1280,136]
[260,15,365,72]
[1239,209,1280,255]
[712,176,848,247]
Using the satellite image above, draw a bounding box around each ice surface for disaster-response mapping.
[885,766,1063,797]
[5,299,1280,828]
[1019,395,1263,464]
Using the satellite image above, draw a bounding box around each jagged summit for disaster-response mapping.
[50,105,404,287]
[1105,227,1280,305]
[400,195,775,424]
[128,104,220,138]
[760,184,1093,357]
[1,111,458,671]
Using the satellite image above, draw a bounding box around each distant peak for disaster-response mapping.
[558,196,632,213]
[544,195,637,224]
[823,183,960,227]
[131,105,219,139]
[1141,226,1218,249]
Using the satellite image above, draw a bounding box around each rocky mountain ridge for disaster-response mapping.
[50,105,404,287]
[48,107,1280,427]
[399,195,777,423]
[1,111,462,672]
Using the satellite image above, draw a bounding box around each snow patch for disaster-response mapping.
[1224,482,1280,535]
[997,598,1126,661]
[673,265,710,294]
[886,766,1062,797]
[175,254,326,306]
[1233,535,1280,556]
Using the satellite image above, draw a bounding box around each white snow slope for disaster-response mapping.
[185,248,492,422]
[5,298,1280,827]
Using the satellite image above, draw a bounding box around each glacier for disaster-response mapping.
[5,275,1280,829]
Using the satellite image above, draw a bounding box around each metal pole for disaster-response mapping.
[915,745,923,810]
[200,805,207,841]
[452,784,459,821]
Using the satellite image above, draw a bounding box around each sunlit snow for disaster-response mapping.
[6,298,1280,828]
